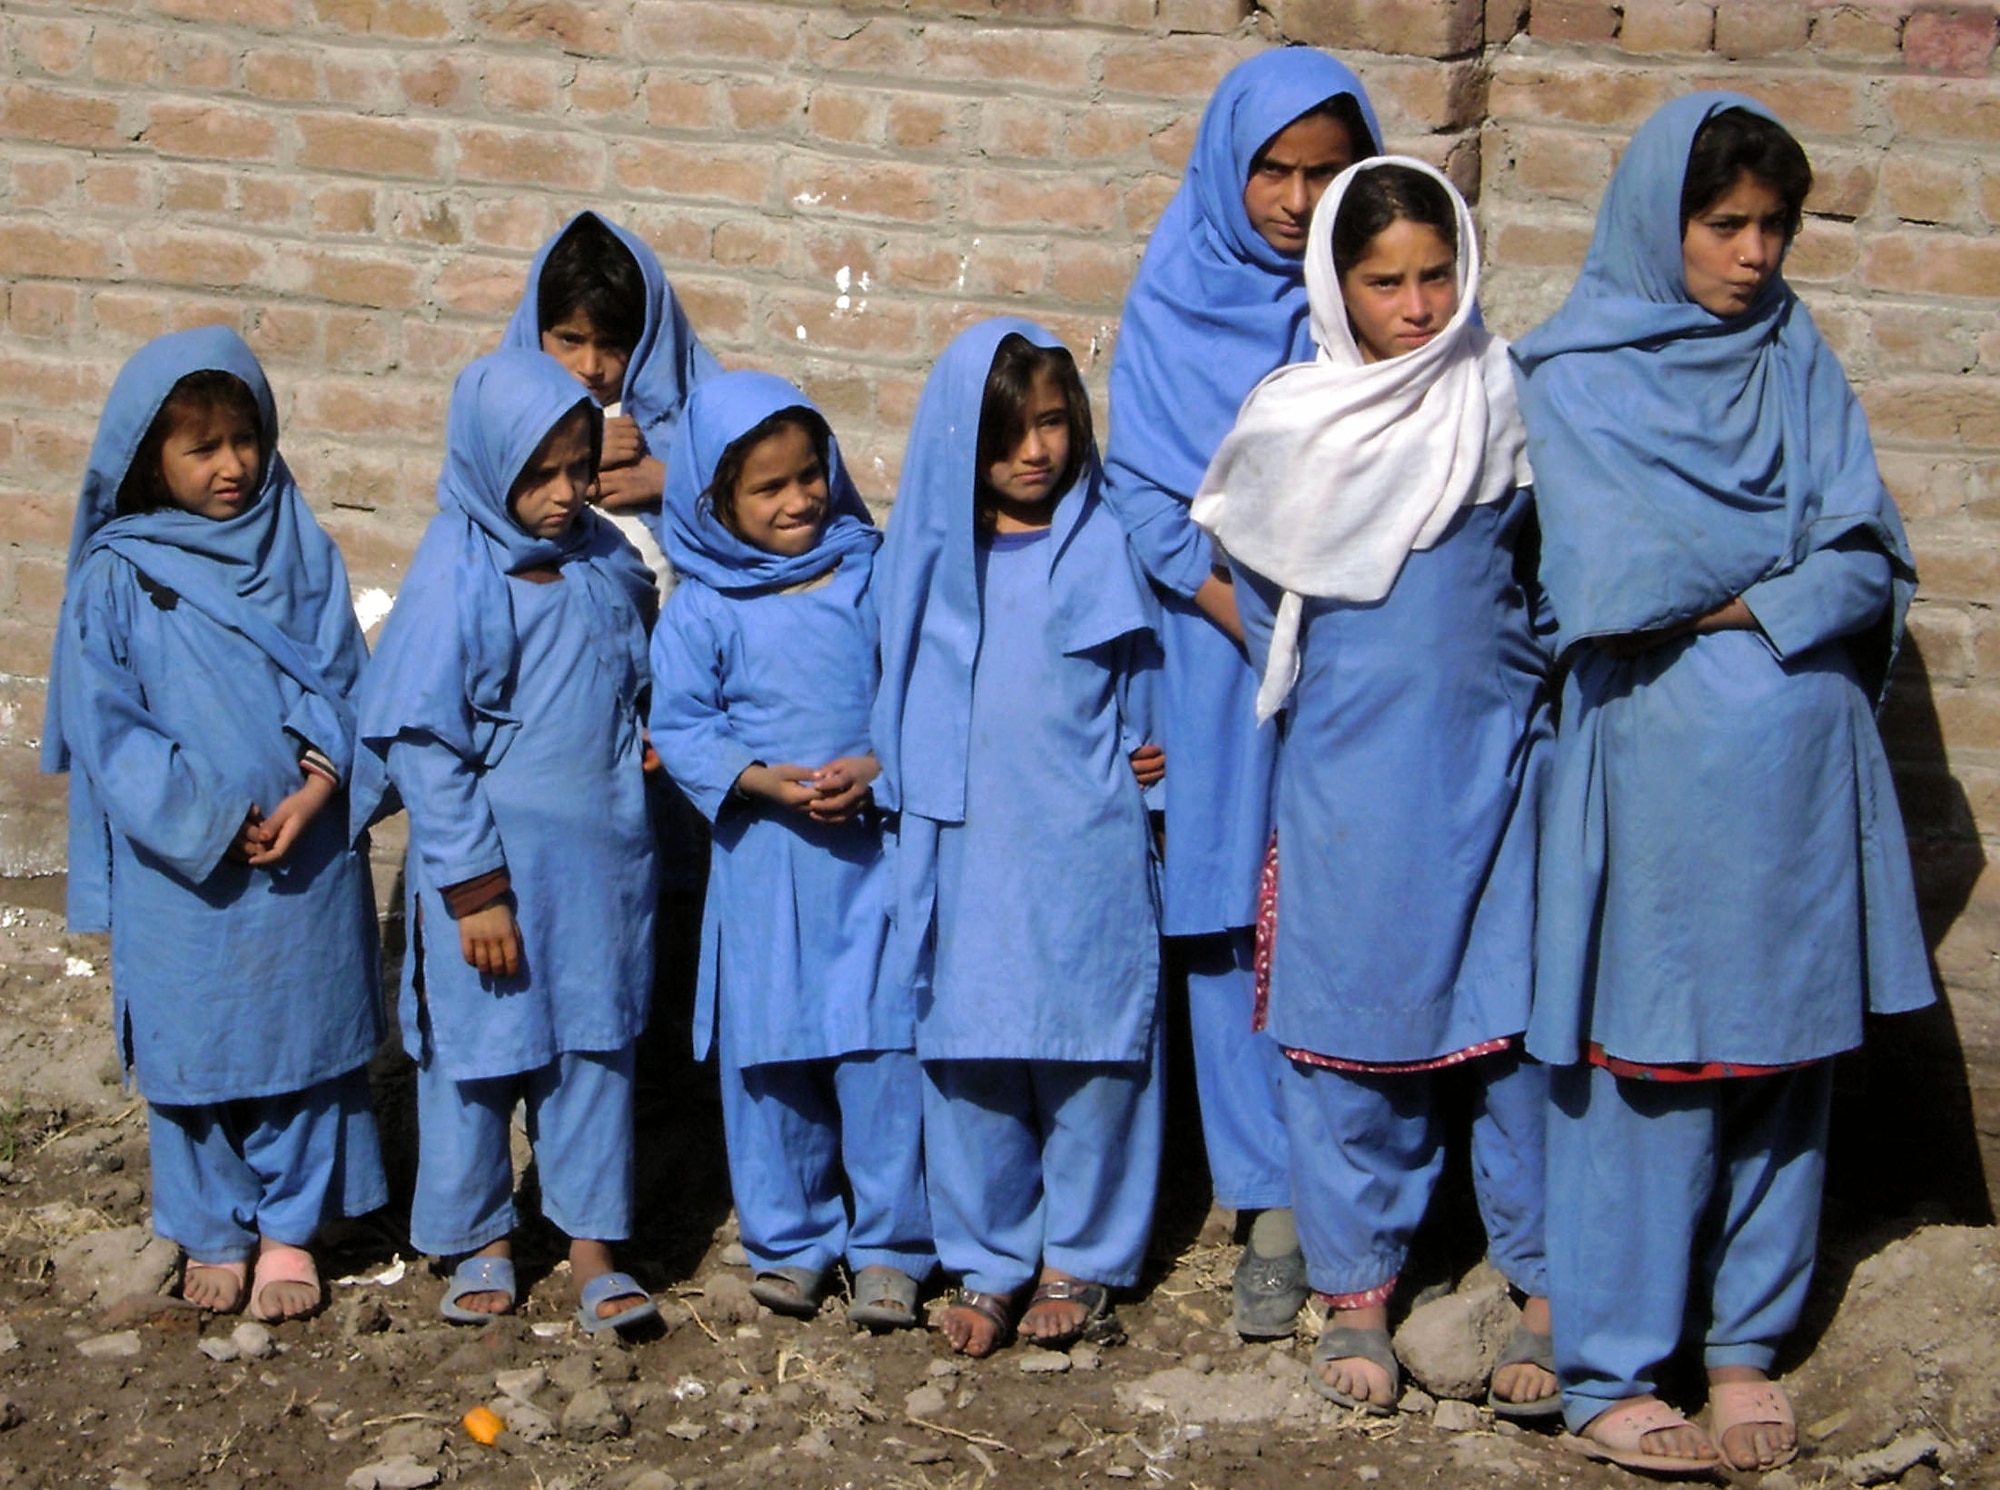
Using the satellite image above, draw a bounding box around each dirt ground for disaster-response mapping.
[0,886,1995,1490]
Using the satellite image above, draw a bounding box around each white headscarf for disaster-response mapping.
[1191,155,1531,722]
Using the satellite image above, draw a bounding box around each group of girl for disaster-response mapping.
[45,38,1932,1483]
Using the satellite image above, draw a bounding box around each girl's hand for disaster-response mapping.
[458,901,522,978]
[1193,569,1246,648]
[806,755,880,823]
[599,414,647,470]
[224,805,267,864]
[735,762,819,815]
[1128,743,1166,789]
[243,772,336,866]
[1601,597,1758,657]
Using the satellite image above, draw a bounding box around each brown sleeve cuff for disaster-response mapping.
[441,868,511,919]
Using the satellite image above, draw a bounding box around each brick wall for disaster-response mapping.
[3,1,1997,1193]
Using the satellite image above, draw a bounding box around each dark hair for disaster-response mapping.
[1253,91,1379,171]
[707,406,833,538]
[115,369,263,516]
[1679,106,1812,240]
[975,333,1093,538]
[537,214,646,353]
[1330,163,1459,278]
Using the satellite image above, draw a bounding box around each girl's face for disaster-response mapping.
[158,402,262,521]
[507,408,595,539]
[541,310,632,407]
[1682,170,1788,318]
[729,423,828,557]
[1243,112,1358,257]
[984,369,1071,516]
[1339,218,1458,364]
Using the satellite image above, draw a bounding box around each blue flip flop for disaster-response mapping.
[576,1270,659,1334]
[439,1254,517,1324]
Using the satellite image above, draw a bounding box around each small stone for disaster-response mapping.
[77,1329,143,1360]
[198,1336,240,1363]
[904,1384,949,1419]
[1844,1432,1944,1486]
[1759,1472,1801,1490]
[52,1228,179,1308]
[108,1473,147,1490]
[700,1273,759,1326]
[499,1401,555,1442]
[622,1473,678,1490]
[904,1447,949,1465]
[1392,1281,1516,1403]
[0,1398,24,1431]
[925,1358,959,1378]
[230,1321,275,1361]
[1017,1346,1072,1374]
[718,1242,750,1267]
[661,1419,706,1441]
[495,1366,546,1402]
[1398,1386,1437,1415]
[344,1455,440,1490]
[1106,1466,1137,1480]
[376,1424,445,1460]
[1069,1341,1103,1371]
[1183,1352,1211,1375]
[1355,1468,1381,1483]
[0,1325,19,1354]
[1432,1398,1480,1432]
[560,1384,629,1442]
[549,1354,597,1396]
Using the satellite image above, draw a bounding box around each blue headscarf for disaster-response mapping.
[1103,48,1382,534]
[501,210,722,454]
[44,325,367,921]
[657,370,878,594]
[873,318,1156,823]
[1511,91,1915,695]
[351,351,654,827]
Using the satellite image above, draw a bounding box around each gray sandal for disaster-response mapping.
[846,1265,920,1330]
[1232,1242,1309,1339]
[1311,1324,1401,1417]
[749,1264,824,1319]
[1487,1323,1564,1420]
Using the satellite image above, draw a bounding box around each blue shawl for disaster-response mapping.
[657,370,879,594]
[873,318,1155,823]
[45,326,366,928]
[1102,46,1382,588]
[501,210,722,452]
[1511,91,1914,696]
[352,351,654,828]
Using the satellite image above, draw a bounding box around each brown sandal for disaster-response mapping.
[1020,1276,1118,1348]
[937,1288,1014,1357]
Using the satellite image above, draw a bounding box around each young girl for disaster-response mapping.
[351,350,661,1333]
[648,372,933,1328]
[874,319,1164,1356]
[1513,94,1932,1474]
[45,326,386,1322]
[1100,48,1383,1338]
[1194,158,1554,1418]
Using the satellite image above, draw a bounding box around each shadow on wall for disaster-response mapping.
[1835,633,1994,1226]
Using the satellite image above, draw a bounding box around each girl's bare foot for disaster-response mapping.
[1579,1394,1720,1465]
[182,1258,248,1313]
[938,1289,1013,1357]
[1708,1366,1799,1470]
[453,1238,515,1316]
[1317,1302,1396,1409]
[570,1238,647,1321]
[1491,1293,1559,1406]
[1019,1268,1110,1345]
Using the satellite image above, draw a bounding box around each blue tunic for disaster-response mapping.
[650,551,906,1067]
[1236,492,1551,1063]
[46,327,381,1107]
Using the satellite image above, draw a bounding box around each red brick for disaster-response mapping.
[246,305,323,364]
[882,241,970,294]
[1489,214,1596,270]
[1861,376,2000,447]
[470,196,553,251]
[0,491,72,549]
[456,125,604,189]
[7,285,81,341]
[1862,231,2000,300]
[1867,304,1983,376]
[127,229,267,290]
[0,84,123,150]
[1074,0,1159,21]
[1984,164,2000,228]
[1810,4,1902,59]
[153,0,297,25]
[645,78,716,131]
[0,622,58,684]
[675,276,754,344]
[312,185,379,235]
[433,254,532,317]
[143,101,279,163]
[1123,173,1180,235]
[804,86,876,144]
[1497,125,1615,203]
[712,218,789,270]
[1903,5,2000,75]
[1887,78,2000,144]
[1530,0,1622,43]
[1618,0,1715,51]
[243,49,320,102]
[91,290,173,346]
[1804,149,1878,220]
[614,140,776,206]
[927,28,1096,93]
[314,0,453,39]
[1362,57,1486,134]
[1783,218,1858,281]
[297,115,444,179]
[15,422,89,484]
[887,96,959,152]
[0,223,115,281]
[1267,0,1484,56]
[1051,241,1142,305]
[323,312,395,373]
[17,18,89,75]
[1068,106,1153,163]
[618,211,713,266]
[0,351,111,412]
[469,0,622,54]
[401,57,471,111]
[237,177,304,227]
[1882,153,1974,226]
[805,13,923,73]
[10,558,68,619]
[1488,62,1673,129]
[83,161,150,211]
[1102,36,1255,99]
[167,301,248,336]
[1160,0,1251,31]
[980,99,1065,161]
[324,57,412,110]
[783,156,947,225]
[1879,451,1975,521]
[1713,0,1811,56]
[294,250,424,309]
[730,80,807,134]
[960,243,1048,298]
[402,320,504,377]
[965,172,1120,233]
[795,229,885,287]
[12,157,76,210]
[294,379,448,440]
[483,59,567,116]
[765,291,921,359]
[571,64,639,118]
[631,1,798,62]
[160,166,230,213]
[167,34,236,91]
[90,26,164,86]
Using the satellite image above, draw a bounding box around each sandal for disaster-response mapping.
[1020,1276,1119,1348]
[1706,1378,1798,1472]
[182,1258,250,1314]
[1310,1324,1401,1417]
[248,1241,321,1323]
[749,1265,825,1319]
[1232,1242,1308,1340]
[937,1288,1014,1358]
[439,1253,518,1324]
[1563,1397,1722,1476]
[847,1265,921,1331]
[575,1270,659,1335]
[1487,1323,1564,1421]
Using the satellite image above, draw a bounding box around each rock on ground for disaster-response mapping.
[1393,1276,1517,1402]
[51,1226,177,1307]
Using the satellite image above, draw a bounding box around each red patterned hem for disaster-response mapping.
[1587,1042,1816,1083]
[1315,1277,1397,1311]
[1251,829,1279,1033]
[1284,1036,1516,1075]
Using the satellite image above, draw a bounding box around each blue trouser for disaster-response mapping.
[148,1066,386,1264]
[1283,1047,1549,1299]
[1183,928,1291,1212]
[922,1043,1162,1295]
[1547,1061,1832,1433]
[723,1049,936,1280]
[410,1046,636,1257]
